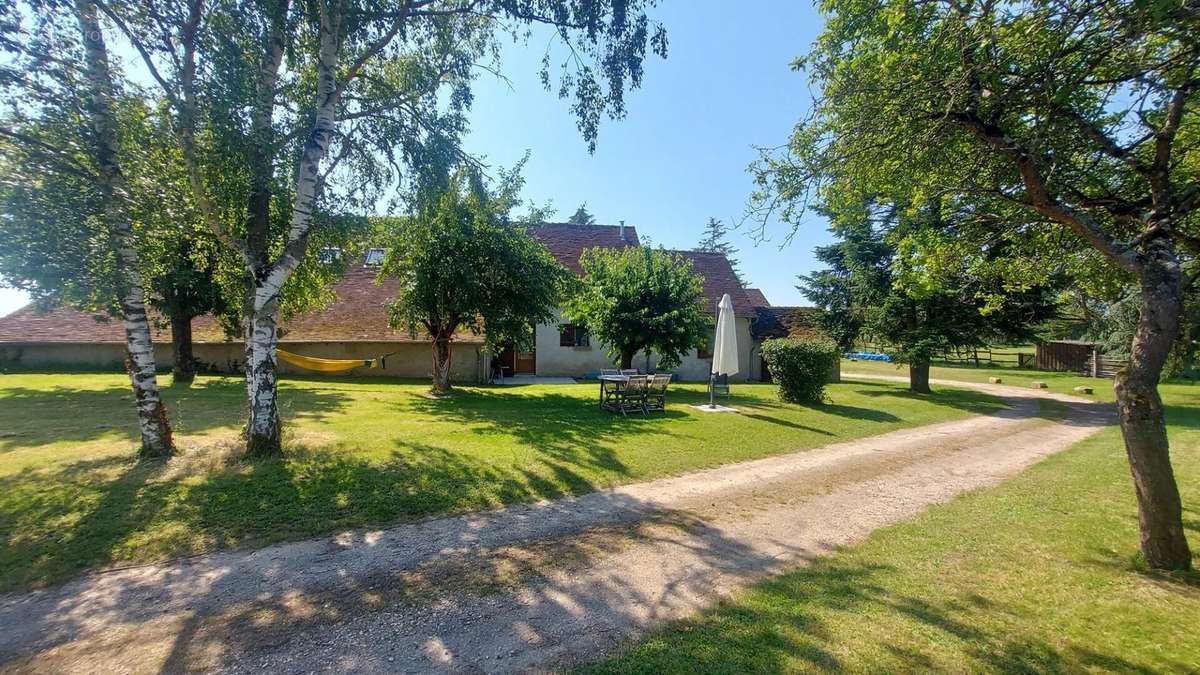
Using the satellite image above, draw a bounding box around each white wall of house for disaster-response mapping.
[533,309,622,377]
[532,309,756,382]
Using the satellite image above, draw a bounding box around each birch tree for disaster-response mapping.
[101,0,668,456]
[0,0,175,457]
[752,0,1199,569]
[70,4,176,456]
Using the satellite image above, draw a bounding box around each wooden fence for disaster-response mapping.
[854,342,1034,369]
[1086,353,1129,378]
[938,346,1031,368]
[851,341,1127,377]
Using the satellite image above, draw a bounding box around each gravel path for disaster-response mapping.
[0,377,1113,674]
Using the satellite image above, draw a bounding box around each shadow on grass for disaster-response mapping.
[0,427,640,591]
[1165,405,1200,430]
[0,471,800,673]
[399,388,699,479]
[739,413,836,434]
[849,386,1009,416]
[735,384,1012,427]
[1080,544,1200,603]
[583,557,1190,674]
[0,377,352,453]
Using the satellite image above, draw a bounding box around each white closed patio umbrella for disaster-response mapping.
[708,293,739,408]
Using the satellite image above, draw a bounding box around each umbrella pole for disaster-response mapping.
[709,374,715,409]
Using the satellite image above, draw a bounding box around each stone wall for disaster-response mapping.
[0,341,487,382]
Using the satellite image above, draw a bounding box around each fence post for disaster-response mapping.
[1091,349,1101,378]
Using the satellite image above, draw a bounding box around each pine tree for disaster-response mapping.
[568,203,596,225]
[695,217,743,284]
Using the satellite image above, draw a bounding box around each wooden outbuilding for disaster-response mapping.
[1035,340,1096,372]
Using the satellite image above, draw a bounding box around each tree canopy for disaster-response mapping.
[85,0,670,455]
[379,166,568,393]
[753,0,1199,569]
[565,246,710,369]
[803,202,1057,392]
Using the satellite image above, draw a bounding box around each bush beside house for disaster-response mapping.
[760,337,840,403]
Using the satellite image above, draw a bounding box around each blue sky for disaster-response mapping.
[463,1,831,304]
[0,1,831,317]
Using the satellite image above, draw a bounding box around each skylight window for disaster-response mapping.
[364,248,386,266]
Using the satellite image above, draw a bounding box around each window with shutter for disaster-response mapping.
[559,324,590,347]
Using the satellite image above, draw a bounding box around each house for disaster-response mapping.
[749,305,838,383]
[0,266,490,381]
[515,223,760,381]
[0,223,793,382]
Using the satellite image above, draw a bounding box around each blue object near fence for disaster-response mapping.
[844,351,892,362]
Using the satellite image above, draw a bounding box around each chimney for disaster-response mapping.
[619,220,627,242]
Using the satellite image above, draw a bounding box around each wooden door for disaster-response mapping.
[515,347,536,374]
[495,344,516,378]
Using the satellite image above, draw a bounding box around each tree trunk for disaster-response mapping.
[237,10,342,456]
[431,337,453,394]
[171,313,195,384]
[75,0,173,458]
[244,298,282,457]
[1114,241,1191,570]
[909,360,931,393]
[620,348,636,370]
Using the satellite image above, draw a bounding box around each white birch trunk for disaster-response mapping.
[74,0,173,457]
[244,296,283,454]
[243,4,342,454]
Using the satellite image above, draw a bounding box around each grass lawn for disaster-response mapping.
[840,357,1200,403]
[0,372,1006,591]
[584,382,1200,674]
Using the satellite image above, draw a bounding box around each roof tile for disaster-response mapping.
[0,264,482,344]
[0,225,753,342]
[744,288,770,308]
[526,222,639,273]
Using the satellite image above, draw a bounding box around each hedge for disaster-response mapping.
[760,337,840,403]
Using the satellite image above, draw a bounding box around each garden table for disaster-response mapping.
[599,374,629,410]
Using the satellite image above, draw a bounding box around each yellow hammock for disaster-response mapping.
[276,349,391,374]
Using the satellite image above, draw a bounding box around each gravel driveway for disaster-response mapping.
[0,377,1112,674]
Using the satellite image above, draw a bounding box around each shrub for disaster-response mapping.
[760,337,840,403]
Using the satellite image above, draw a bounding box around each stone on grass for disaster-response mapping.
[1031,381,1048,389]
[1073,386,1094,395]
[989,377,1003,384]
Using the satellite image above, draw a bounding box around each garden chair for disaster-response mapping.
[614,375,649,415]
[600,376,624,411]
[619,368,640,376]
[600,368,620,377]
[710,373,730,397]
[644,373,672,413]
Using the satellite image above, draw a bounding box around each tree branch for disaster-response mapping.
[0,127,98,180]
[946,110,1141,273]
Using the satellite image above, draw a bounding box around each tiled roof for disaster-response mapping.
[0,263,483,344]
[526,222,639,274]
[744,288,770,307]
[669,251,756,318]
[279,265,483,343]
[0,226,753,343]
[751,306,823,340]
[0,305,185,343]
[522,224,751,318]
